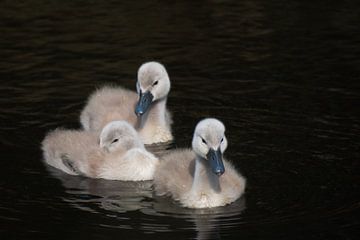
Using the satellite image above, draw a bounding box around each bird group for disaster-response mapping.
[42,61,246,209]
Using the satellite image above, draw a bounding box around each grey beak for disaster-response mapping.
[135,91,154,116]
[207,148,225,176]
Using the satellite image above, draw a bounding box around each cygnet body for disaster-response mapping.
[154,118,246,208]
[80,61,173,144]
[41,121,158,181]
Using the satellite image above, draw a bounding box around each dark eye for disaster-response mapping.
[111,139,119,144]
[221,138,224,143]
[153,80,159,86]
[201,138,207,144]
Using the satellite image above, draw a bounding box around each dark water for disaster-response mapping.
[1,0,359,239]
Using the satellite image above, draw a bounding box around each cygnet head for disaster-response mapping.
[99,120,143,152]
[135,61,170,116]
[192,118,228,176]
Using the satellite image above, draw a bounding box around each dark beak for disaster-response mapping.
[207,148,225,176]
[135,91,154,116]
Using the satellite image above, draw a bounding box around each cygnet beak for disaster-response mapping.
[135,91,154,116]
[207,148,225,176]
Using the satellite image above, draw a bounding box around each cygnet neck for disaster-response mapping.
[191,155,221,194]
[137,97,168,130]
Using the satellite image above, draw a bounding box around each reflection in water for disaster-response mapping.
[144,141,176,158]
[47,164,246,238]
[151,196,246,239]
[47,166,153,213]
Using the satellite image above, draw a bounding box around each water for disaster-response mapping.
[1,0,359,239]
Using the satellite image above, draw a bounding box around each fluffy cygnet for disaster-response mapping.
[80,61,173,144]
[154,118,246,208]
[41,121,158,181]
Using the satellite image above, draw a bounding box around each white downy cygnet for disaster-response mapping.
[80,61,173,144]
[154,118,246,208]
[41,121,158,181]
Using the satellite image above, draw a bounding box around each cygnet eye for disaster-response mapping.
[201,137,207,144]
[153,80,159,86]
[111,138,119,144]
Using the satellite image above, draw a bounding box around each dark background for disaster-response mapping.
[0,0,359,239]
